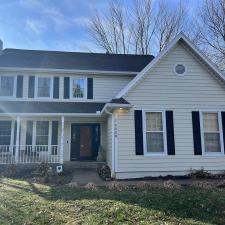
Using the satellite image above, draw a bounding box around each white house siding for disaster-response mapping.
[115,43,225,179]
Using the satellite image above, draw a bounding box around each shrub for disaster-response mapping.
[163,180,181,189]
[97,164,111,180]
[66,182,79,188]
[190,181,214,189]
[216,180,225,188]
[135,181,150,190]
[188,169,213,179]
[106,181,128,191]
[84,182,98,190]
[36,162,54,177]
[1,164,17,177]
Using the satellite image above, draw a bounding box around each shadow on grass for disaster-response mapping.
[1,178,225,225]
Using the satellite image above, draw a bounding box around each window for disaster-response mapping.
[0,76,15,97]
[144,111,166,154]
[202,112,223,154]
[175,64,186,75]
[36,77,52,98]
[0,121,11,146]
[36,121,49,146]
[71,78,86,99]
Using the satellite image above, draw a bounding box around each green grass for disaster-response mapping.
[0,178,224,225]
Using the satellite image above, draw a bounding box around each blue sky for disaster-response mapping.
[0,0,200,52]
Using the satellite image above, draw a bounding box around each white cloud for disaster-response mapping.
[26,19,47,35]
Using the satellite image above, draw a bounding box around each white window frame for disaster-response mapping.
[32,120,52,154]
[35,76,53,99]
[0,75,17,98]
[200,111,224,156]
[70,77,87,100]
[142,110,167,156]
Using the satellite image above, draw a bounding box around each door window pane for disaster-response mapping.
[0,76,14,96]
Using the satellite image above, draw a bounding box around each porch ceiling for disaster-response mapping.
[0,101,105,114]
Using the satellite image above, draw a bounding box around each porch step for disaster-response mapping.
[64,161,105,170]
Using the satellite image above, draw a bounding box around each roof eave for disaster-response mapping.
[0,66,138,75]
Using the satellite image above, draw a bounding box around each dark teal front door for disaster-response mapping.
[70,124,100,161]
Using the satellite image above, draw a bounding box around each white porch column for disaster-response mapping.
[60,116,64,164]
[15,116,20,163]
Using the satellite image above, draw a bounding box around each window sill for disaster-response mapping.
[203,152,224,157]
[144,153,167,157]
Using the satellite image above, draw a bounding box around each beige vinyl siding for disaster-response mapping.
[115,43,225,179]
[93,75,132,101]
[106,115,112,169]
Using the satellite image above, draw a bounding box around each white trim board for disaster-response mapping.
[116,32,225,98]
[0,67,138,76]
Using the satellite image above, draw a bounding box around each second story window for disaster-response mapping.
[70,78,87,99]
[36,77,53,98]
[0,76,15,97]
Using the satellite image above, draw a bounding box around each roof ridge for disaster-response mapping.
[3,48,154,57]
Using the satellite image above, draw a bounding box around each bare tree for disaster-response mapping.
[131,0,157,54]
[88,0,188,55]
[155,0,187,52]
[195,0,225,69]
[89,1,130,54]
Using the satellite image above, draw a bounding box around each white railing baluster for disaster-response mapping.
[0,144,60,164]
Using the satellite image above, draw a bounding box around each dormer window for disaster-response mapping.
[35,77,53,98]
[0,76,16,97]
[70,77,87,99]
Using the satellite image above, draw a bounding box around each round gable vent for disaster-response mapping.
[175,64,186,76]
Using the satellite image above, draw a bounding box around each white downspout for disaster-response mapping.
[105,107,116,178]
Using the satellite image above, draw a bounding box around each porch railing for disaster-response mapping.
[0,145,60,164]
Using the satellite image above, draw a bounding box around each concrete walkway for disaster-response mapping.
[71,169,106,186]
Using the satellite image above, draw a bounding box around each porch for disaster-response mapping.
[0,115,106,165]
[0,116,64,164]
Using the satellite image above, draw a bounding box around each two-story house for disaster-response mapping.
[1,33,225,179]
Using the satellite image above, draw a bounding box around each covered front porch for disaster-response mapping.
[0,115,106,165]
[0,101,107,165]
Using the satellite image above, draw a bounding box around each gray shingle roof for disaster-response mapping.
[0,49,154,72]
[110,98,130,104]
[0,101,105,114]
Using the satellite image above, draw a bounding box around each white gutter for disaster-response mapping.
[0,67,138,76]
[104,106,116,178]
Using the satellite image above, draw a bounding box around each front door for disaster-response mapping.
[70,124,100,161]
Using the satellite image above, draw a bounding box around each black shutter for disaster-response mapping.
[221,112,225,154]
[16,75,23,98]
[64,77,70,99]
[192,111,202,155]
[134,110,144,155]
[28,76,35,98]
[13,121,17,146]
[166,111,175,155]
[51,121,58,155]
[26,121,33,145]
[53,77,59,98]
[87,78,93,99]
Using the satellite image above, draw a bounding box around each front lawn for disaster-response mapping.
[0,178,224,225]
